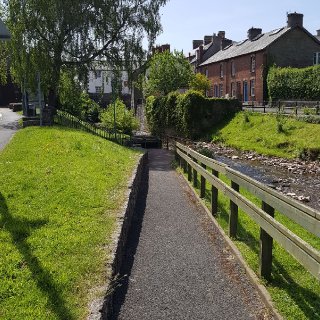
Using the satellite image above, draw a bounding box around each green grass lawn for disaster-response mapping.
[0,126,141,319]
[180,168,320,320]
[211,112,320,159]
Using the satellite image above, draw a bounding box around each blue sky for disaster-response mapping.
[155,0,320,53]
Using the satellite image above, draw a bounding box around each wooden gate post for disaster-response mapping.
[229,181,239,238]
[259,201,275,281]
[200,164,206,198]
[211,169,219,216]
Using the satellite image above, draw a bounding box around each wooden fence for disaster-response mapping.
[175,142,320,281]
[54,110,129,145]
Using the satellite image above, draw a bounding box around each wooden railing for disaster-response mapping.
[175,142,320,280]
[54,110,129,145]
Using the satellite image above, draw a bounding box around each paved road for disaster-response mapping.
[0,108,22,151]
[111,149,274,320]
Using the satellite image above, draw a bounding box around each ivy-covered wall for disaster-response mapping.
[267,65,320,101]
[145,90,241,139]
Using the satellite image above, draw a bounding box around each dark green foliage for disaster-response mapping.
[267,65,320,101]
[146,90,241,139]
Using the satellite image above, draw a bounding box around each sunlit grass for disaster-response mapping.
[211,112,320,159]
[0,126,141,319]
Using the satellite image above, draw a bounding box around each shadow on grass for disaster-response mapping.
[0,193,74,320]
[109,161,149,320]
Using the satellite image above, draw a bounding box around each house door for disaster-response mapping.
[243,81,248,102]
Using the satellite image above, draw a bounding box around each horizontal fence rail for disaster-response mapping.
[175,142,320,280]
[242,100,320,116]
[54,110,130,145]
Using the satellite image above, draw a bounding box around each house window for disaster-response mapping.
[231,61,236,77]
[250,55,256,73]
[205,68,209,77]
[220,64,224,78]
[209,84,214,97]
[250,79,255,97]
[95,70,102,79]
[214,84,219,97]
[314,52,320,65]
[219,84,223,97]
[95,86,103,94]
[231,82,236,97]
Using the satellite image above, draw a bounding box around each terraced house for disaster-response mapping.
[196,12,320,104]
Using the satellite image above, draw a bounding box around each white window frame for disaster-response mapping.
[314,52,320,65]
[250,79,255,97]
[95,86,103,94]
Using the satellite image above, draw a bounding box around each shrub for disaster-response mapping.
[146,90,241,139]
[100,98,139,134]
[267,65,320,101]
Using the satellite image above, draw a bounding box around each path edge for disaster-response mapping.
[179,171,283,320]
[87,151,148,320]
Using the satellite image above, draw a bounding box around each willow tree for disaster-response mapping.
[3,0,168,122]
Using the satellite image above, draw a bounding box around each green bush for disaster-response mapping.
[267,65,320,101]
[100,98,139,134]
[146,90,241,139]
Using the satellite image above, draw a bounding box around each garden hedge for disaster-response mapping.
[146,90,241,139]
[267,65,320,101]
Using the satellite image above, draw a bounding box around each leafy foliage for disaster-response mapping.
[267,65,320,100]
[3,0,168,107]
[146,90,241,138]
[145,50,194,96]
[189,72,211,95]
[100,98,139,134]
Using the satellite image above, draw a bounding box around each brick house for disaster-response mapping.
[197,13,320,104]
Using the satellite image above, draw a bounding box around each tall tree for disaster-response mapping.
[3,0,168,121]
[145,50,193,96]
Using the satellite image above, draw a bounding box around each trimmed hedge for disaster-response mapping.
[146,90,241,139]
[267,65,320,101]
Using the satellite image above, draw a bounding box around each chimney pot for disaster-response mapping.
[287,12,303,28]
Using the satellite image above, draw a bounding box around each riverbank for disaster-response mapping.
[193,141,320,210]
[210,112,320,160]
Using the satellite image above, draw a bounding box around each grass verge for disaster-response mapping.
[211,112,320,159]
[0,126,141,320]
[179,167,320,320]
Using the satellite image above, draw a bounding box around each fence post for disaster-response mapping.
[259,201,275,281]
[229,181,239,238]
[193,157,198,188]
[200,164,206,198]
[211,169,219,216]
[295,101,298,116]
[278,100,280,112]
[187,156,192,182]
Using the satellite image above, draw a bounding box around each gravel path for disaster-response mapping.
[0,108,22,151]
[111,149,274,320]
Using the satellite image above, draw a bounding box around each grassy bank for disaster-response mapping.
[0,127,140,319]
[211,112,320,159]
[179,167,320,320]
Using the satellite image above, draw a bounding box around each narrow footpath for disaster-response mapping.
[111,149,275,320]
[0,107,22,151]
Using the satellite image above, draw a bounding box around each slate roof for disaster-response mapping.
[200,27,291,66]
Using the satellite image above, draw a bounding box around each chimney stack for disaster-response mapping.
[196,45,204,63]
[193,40,203,49]
[218,31,225,39]
[204,35,213,45]
[221,38,232,50]
[247,27,262,40]
[287,12,303,28]
[317,29,320,36]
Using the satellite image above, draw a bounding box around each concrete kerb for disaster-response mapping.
[87,151,148,320]
[179,171,283,320]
